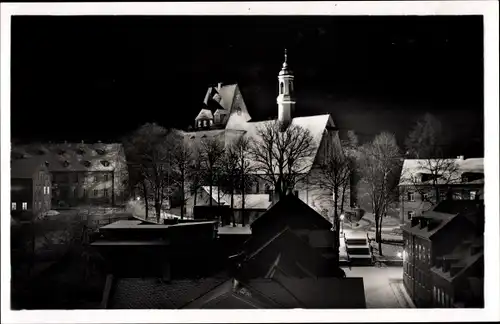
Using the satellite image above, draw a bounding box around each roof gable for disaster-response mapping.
[251,192,332,231]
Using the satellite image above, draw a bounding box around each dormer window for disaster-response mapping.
[101,160,110,167]
[236,107,242,116]
[44,161,50,167]
[96,149,105,155]
[77,148,85,155]
[82,160,91,167]
[58,149,66,155]
[37,149,45,155]
[63,160,70,168]
[190,135,195,140]
[201,135,207,139]
[280,82,284,94]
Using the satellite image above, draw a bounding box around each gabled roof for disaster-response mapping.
[107,276,229,309]
[195,108,214,120]
[251,192,332,231]
[401,211,457,239]
[11,142,126,173]
[226,114,333,175]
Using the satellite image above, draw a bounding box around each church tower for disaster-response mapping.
[277,49,295,130]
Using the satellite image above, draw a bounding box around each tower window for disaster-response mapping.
[289,81,293,93]
[280,82,284,94]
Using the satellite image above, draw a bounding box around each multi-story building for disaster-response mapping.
[182,50,350,219]
[402,200,484,308]
[11,157,52,219]
[398,156,483,223]
[11,142,128,207]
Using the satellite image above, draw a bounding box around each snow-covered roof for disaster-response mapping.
[201,186,271,210]
[11,143,127,173]
[399,157,484,186]
[195,109,214,120]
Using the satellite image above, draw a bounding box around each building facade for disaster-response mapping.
[11,158,52,219]
[398,157,483,223]
[182,51,348,220]
[11,142,129,207]
[402,201,484,308]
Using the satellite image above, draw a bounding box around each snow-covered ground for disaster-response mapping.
[344,266,414,308]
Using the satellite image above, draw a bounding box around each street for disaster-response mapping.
[343,266,414,308]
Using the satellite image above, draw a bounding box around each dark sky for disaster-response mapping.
[11,15,484,156]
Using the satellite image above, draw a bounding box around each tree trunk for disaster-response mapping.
[231,187,235,227]
[180,168,185,220]
[209,180,213,207]
[333,190,340,266]
[142,181,149,219]
[241,174,246,227]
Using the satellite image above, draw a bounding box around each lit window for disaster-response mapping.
[11,202,16,210]
[22,202,28,210]
[407,192,415,202]
[470,191,477,200]
[203,120,207,127]
[408,211,415,220]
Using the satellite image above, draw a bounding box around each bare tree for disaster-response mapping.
[402,113,461,209]
[358,132,401,256]
[125,123,173,223]
[200,136,226,207]
[221,147,240,226]
[169,131,194,220]
[250,121,316,199]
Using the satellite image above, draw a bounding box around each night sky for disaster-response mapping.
[11,15,484,157]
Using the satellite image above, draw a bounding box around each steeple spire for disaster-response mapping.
[283,48,288,68]
[277,49,295,130]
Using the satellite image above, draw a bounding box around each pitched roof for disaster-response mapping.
[201,186,271,210]
[11,157,48,179]
[226,114,332,175]
[195,108,214,120]
[430,236,483,283]
[251,192,332,231]
[401,211,457,239]
[399,157,483,186]
[107,276,229,309]
[11,142,126,173]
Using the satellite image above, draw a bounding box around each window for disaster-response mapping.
[408,211,415,220]
[74,188,77,197]
[255,182,260,193]
[280,82,284,94]
[93,189,99,197]
[294,190,299,197]
[83,189,87,197]
[289,81,293,93]
[22,202,28,210]
[11,202,16,210]
[94,175,98,183]
[96,149,105,155]
[470,190,477,200]
[407,192,415,202]
[104,174,109,181]
[104,189,109,197]
[46,186,50,195]
[209,120,213,126]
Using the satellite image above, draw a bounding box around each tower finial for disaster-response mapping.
[283,48,288,68]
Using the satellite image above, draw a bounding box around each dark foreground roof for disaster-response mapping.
[106,276,366,309]
[11,157,48,179]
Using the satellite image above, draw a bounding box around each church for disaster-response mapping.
[182,50,346,220]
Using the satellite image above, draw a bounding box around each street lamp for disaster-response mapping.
[340,214,345,234]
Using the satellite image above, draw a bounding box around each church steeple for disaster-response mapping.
[277,49,295,130]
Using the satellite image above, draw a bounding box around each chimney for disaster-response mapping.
[98,140,102,143]
[268,192,273,202]
[272,191,280,204]
[218,82,222,90]
[232,278,239,291]
[457,155,465,160]
[81,140,84,144]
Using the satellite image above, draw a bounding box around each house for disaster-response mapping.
[186,186,272,223]
[398,156,483,223]
[103,276,366,309]
[182,50,347,219]
[11,142,129,207]
[401,200,484,308]
[11,157,52,219]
